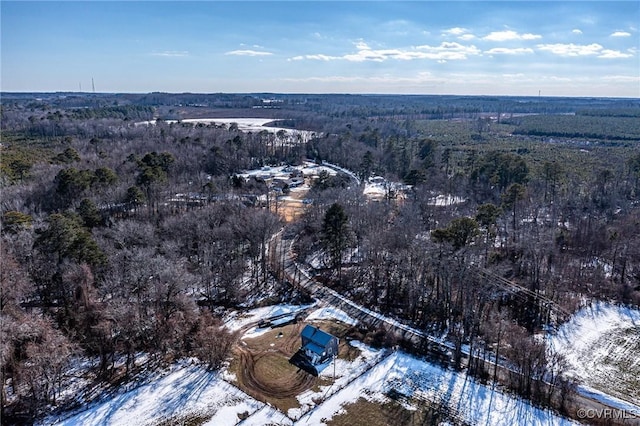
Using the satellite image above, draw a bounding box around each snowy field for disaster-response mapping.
[136,117,316,142]
[306,306,358,326]
[362,177,408,200]
[43,350,579,426]
[43,360,282,426]
[549,301,640,408]
[44,304,582,425]
[298,350,577,426]
[224,303,314,332]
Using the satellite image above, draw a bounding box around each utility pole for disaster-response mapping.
[333,339,338,381]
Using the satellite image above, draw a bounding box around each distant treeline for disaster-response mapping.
[577,108,640,118]
[68,105,155,120]
[506,114,640,140]
[3,92,639,119]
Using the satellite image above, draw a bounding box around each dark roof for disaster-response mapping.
[301,324,336,348]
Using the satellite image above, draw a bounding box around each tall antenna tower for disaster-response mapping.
[92,78,95,93]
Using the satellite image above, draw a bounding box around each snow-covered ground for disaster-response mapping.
[42,360,281,426]
[48,348,576,426]
[288,340,389,420]
[135,118,316,142]
[427,194,466,206]
[238,161,337,182]
[298,350,577,426]
[306,306,358,326]
[549,301,640,408]
[362,176,410,200]
[43,303,585,426]
[224,303,314,332]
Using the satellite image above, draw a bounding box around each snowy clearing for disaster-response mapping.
[42,360,278,426]
[44,302,586,426]
[135,118,316,142]
[46,347,577,426]
[427,194,467,206]
[287,340,389,420]
[298,350,577,426]
[549,301,640,408]
[224,303,314,332]
[306,306,358,326]
[239,161,337,183]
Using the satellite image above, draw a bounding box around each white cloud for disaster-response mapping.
[414,42,482,60]
[536,43,603,56]
[483,30,542,41]
[601,75,640,83]
[485,47,534,55]
[498,73,542,84]
[572,29,583,35]
[442,27,469,36]
[549,76,573,82]
[281,72,439,85]
[343,49,402,62]
[442,27,476,40]
[598,49,634,59]
[536,43,634,59]
[225,50,273,57]
[151,51,189,57]
[289,54,338,61]
[611,31,632,37]
[459,34,476,41]
[290,41,481,63]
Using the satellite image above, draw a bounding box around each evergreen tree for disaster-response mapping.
[321,203,350,277]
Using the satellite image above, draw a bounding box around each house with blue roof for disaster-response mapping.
[300,324,339,364]
[289,324,339,375]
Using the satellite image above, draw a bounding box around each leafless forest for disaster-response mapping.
[1,93,639,423]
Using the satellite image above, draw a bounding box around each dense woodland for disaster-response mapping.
[1,92,640,421]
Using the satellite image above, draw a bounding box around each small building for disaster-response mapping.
[300,324,339,365]
[288,177,304,188]
[290,324,339,376]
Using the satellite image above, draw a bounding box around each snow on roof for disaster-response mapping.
[363,183,387,197]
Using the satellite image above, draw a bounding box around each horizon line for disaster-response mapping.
[2,91,639,100]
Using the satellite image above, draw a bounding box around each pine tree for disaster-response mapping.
[321,203,350,277]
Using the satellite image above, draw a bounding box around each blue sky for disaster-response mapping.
[2,1,639,97]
